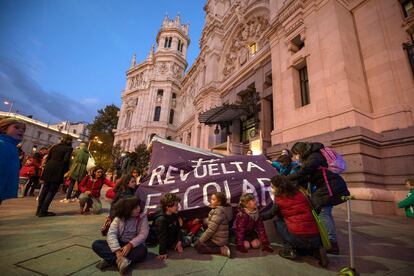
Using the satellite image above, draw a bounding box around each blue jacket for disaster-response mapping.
[271,160,299,176]
[0,134,21,201]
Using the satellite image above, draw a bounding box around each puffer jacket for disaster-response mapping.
[261,191,319,236]
[199,205,233,246]
[288,142,349,211]
[233,208,270,247]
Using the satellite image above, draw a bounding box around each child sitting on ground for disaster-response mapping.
[194,192,232,258]
[398,178,414,219]
[234,193,273,253]
[92,196,149,275]
[154,193,186,260]
[261,175,328,267]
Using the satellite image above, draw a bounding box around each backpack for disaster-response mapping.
[319,147,347,197]
[320,147,346,174]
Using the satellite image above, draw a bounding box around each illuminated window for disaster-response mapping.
[249,43,257,55]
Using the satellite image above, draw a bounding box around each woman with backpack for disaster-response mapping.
[288,142,349,255]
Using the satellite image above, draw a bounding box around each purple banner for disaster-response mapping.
[137,138,277,215]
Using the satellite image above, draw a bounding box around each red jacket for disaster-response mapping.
[79,175,114,198]
[19,156,41,178]
[276,192,319,236]
[234,208,270,246]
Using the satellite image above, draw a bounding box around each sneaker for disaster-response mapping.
[69,198,77,202]
[96,259,113,271]
[327,242,339,255]
[220,245,231,258]
[278,248,297,260]
[59,199,69,203]
[117,256,131,275]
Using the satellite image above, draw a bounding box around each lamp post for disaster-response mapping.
[3,100,14,115]
[88,136,103,150]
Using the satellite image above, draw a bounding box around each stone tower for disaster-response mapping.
[114,15,190,151]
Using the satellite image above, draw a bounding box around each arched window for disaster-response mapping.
[169,109,174,124]
[153,106,161,121]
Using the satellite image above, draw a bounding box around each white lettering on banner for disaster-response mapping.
[257,178,273,206]
[180,169,191,181]
[203,182,221,206]
[221,163,235,174]
[144,193,162,211]
[242,179,259,204]
[194,165,208,178]
[247,162,265,172]
[208,163,220,176]
[230,161,244,172]
[184,184,200,209]
[143,178,273,212]
[164,166,179,184]
[223,180,231,203]
[149,165,165,186]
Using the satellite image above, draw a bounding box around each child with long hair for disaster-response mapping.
[92,196,148,275]
[234,193,273,253]
[261,175,328,267]
[78,166,114,214]
[195,192,232,258]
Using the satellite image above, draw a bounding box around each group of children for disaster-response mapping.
[91,173,331,275]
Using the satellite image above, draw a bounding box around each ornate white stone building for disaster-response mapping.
[115,0,414,215]
[114,15,189,150]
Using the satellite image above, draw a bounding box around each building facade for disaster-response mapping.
[115,0,414,215]
[0,111,82,154]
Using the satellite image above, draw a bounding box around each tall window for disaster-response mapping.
[299,66,310,106]
[153,106,161,121]
[241,117,256,144]
[169,109,174,124]
[125,111,132,128]
[164,37,172,48]
[172,92,176,99]
[177,40,182,51]
[401,0,414,17]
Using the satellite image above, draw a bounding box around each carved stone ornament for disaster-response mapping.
[128,71,147,90]
[223,16,269,76]
[157,62,169,74]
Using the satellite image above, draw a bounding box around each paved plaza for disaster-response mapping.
[0,188,413,276]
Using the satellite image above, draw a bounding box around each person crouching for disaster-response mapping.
[92,196,148,275]
[78,166,114,214]
[261,175,329,267]
[234,193,273,253]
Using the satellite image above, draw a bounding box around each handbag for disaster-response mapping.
[86,155,96,172]
[100,216,112,236]
[300,188,331,250]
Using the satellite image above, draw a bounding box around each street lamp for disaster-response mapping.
[88,136,103,150]
[3,100,14,115]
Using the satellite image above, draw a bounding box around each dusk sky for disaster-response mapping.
[0,0,205,124]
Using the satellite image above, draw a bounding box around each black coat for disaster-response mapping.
[154,210,183,255]
[288,142,349,211]
[41,143,73,183]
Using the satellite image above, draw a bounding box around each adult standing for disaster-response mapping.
[61,142,89,203]
[36,134,73,217]
[288,142,349,254]
[0,118,26,204]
